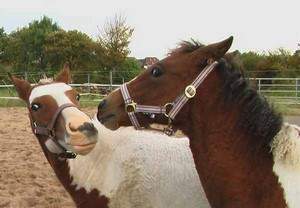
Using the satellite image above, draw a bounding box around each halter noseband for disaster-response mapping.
[120,61,218,135]
[30,103,78,159]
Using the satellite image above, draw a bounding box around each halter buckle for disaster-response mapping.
[185,85,196,99]
[163,103,174,117]
[59,151,77,159]
[125,101,137,113]
[163,117,174,136]
[163,127,174,136]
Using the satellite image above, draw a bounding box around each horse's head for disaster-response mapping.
[97,36,233,131]
[10,65,98,156]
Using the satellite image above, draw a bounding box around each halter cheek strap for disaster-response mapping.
[168,61,218,120]
[120,61,218,135]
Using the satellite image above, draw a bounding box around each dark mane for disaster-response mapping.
[171,40,282,149]
[169,39,205,56]
[216,59,283,150]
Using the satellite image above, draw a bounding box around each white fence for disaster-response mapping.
[1,78,300,104]
[250,78,300,104]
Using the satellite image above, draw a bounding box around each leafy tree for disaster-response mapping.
[113,57,141,83]
[44,30,97,72]
[97,14,134,72]
[240,52,264,72]
[0,27,8,64]
[239,48,300,78]
[6,16,59,72]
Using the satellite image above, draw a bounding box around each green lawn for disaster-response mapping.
[1,87,300,116]
[0,88,103,107]
[274,103,300,116]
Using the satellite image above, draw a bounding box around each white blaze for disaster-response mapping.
[29,83,73,106]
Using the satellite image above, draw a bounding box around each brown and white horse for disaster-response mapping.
[97,37,300,207]
[11,66,211,208]
[10,66,109,207]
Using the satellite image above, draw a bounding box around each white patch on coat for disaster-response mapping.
[29,83,72,106]
[272,123,300,208]
[68,120,211,208]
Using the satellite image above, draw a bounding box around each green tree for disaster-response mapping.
[6,16,59,72]
[113,57,141,83]
[44,30,97,72]
[97,14,134,72]
[0,27,8,64]
[240,52,264,72]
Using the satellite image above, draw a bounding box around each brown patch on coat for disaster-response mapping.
[30,95,59,126]
[65,90,80,106]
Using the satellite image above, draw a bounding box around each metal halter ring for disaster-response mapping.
[184,85,196,99]
[125,101,137,113]
[163,102,174,118]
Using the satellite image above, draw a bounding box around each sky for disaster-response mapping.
[0,0,299,59]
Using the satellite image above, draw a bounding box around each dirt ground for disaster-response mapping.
[0,107,299,208]
[0,108,96,208]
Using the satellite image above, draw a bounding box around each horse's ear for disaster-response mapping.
[192,36,233,61]
[9,74,32,101]
[55,63,71,84]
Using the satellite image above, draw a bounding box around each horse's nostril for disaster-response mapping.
[98,99,107,110]
[84,122,95,131]
[69,122,78,132]
[78,122,98,135]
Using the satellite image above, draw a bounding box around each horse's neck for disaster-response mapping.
[184,111,287,207]
[67,137,120,196]
[36,137,109,208]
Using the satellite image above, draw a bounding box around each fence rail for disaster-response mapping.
[1,77,300,105]
[249,78,300,104]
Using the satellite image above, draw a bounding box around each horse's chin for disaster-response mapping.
[72,142,97,155]
[101,119,120,131]
[97,113,121,130]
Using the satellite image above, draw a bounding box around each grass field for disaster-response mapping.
[0,88,103,107]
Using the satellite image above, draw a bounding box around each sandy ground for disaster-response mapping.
[0,107,300,208]
[0,108,96,208]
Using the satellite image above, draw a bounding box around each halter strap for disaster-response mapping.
[120,61,218,135]
[168,61,218,119]
[30,103,78,159]
[120,84,141,129]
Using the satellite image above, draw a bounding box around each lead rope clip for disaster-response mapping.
[163,117,174,136]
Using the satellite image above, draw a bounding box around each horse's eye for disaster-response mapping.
[31,103,41,112]
[151,67,163,77]
[76,94,81,101]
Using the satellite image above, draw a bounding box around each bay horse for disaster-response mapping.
[10,66,210,208]
[97,37,297,207]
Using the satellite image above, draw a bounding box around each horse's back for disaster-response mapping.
[115,128,210,208]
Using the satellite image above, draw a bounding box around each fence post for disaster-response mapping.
[296,78,299,104]
[258,78,261,93]
[24,71,28,81]
[87,73,91,93]
[109,71,113,91]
